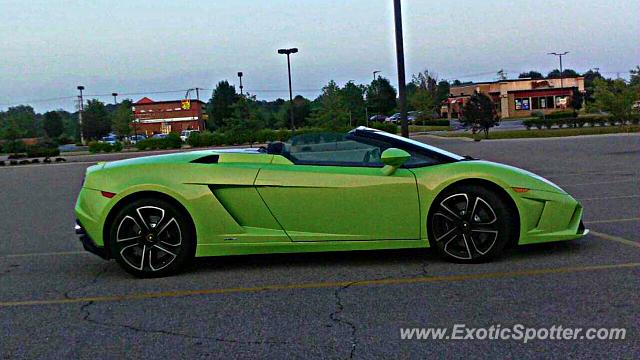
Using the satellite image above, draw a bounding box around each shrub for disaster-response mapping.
[543,119,553,129]
[414,118,449,126]
[545,111,575,119]
[3,140,26,154]
[531,110,545,118]
[136,134,181,151]
[630,114,640,125]
[26,141,60,157]
[370,122,398,134]
[255,129,278,143]
[522,119,535,130]
[556,118,566,128]
[89,141,123,153]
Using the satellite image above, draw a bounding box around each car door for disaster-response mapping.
[255,134,420,242]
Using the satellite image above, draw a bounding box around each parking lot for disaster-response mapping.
[1,133,638,359]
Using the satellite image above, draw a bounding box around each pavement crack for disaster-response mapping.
[64,263,111,299]
[79,299,288,345]
[329,281,359,360]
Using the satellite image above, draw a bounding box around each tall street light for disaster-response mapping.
[277,47,298,132]
[112,92,118,104]
[548,51,569,88]
[393,0,409,137]
[237,72,244,95]
[373,70,381,81]
[77,85,85,145]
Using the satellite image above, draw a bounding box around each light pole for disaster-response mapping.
[373,70,381,81]
[548,51,569,88]
[277,47,298,132]
[77,85,85,144]
[393,0,409,137]
[237,72,244,95]
[112,92,118,105]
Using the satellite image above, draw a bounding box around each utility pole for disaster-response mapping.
[77,85,85,145]
[195,87,200,101]
[237,72,244,95]
[548,51,569,88]
[111,92,118,104]
[393,0,409,137]
[277,48,298,133]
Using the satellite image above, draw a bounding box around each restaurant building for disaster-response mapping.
[442,77,585,119]
[131,97,207,135]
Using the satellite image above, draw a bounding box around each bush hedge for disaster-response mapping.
[413,119,449,126]
[523,114,639,130]
[88,141,123,153]
[26,141,60,157]
[136,133,182,151]
[369,122,398,134]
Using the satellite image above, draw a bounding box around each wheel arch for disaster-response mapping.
[102,190,197,258]
[427,178,521,247]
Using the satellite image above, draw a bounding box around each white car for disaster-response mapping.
[180,130,200,142]
[99,134,117,145]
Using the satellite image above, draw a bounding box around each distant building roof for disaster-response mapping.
[134,97,206,106]
[135,97,154,104]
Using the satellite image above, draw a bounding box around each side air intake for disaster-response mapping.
[191,155,219,164]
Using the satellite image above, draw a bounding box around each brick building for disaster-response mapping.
[131,97,207,135]
[442,77,585,119]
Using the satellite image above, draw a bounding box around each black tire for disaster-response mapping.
[428,184,516,263]
[109,197,195,277]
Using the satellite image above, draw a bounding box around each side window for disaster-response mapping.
[284,133,385,166]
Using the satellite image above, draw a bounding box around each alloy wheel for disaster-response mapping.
[115,205,183,272]
[431,193,499,260]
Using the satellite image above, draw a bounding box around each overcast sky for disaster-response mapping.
[1,0,638,112]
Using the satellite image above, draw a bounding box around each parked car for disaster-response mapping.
[128,134,147,144]
[386,113,401,123]
[74,126,588,277]
[408,111,422,122]
[99,134,117,145]
[152,133,168,139]
[369,114,387,122]
[180,130,200,142]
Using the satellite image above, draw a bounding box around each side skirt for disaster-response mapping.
[195,239,429,257]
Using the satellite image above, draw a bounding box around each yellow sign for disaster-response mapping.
[181,99,191,110]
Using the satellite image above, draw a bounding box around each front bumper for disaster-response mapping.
[75,220,109,259]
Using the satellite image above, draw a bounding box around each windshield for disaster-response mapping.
[370,130,465,161]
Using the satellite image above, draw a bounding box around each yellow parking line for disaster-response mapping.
[585,217,640,224]
[0,262,638,308]
[590,231,640,249]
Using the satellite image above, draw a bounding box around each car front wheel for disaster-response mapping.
[109,198,195,277]
[428,184,516,263]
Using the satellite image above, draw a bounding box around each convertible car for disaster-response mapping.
[75,127,588,277]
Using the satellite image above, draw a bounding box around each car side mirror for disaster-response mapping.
[380,148,411,175]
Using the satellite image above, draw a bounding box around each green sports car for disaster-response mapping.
[75,127,588,277]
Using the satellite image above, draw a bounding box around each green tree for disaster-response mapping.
[630,65,640,88]
[224,95,267,143]
[593,78,638,122]
[0,118,26,154]
[111,100,133,136]
[365,77,397,115]
[82,99,111,140]
[570,89,584,117]
[340,81,366,126]
[42,111,64,138]
[409,70,439,120]
[460,92,499,138]
[274,95,312,129]
[518,71,544,79]
[435,80,451,104]
[309,80,349,130]
[207,81,239,130]
[3,105,39,137]
[548,69,580,78]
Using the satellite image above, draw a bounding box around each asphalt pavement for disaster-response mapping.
[1,133,638,359]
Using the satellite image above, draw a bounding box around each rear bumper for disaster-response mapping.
[75,220,108,259]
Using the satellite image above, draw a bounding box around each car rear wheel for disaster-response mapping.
[109,198,195,277]
[428,184,516,263]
